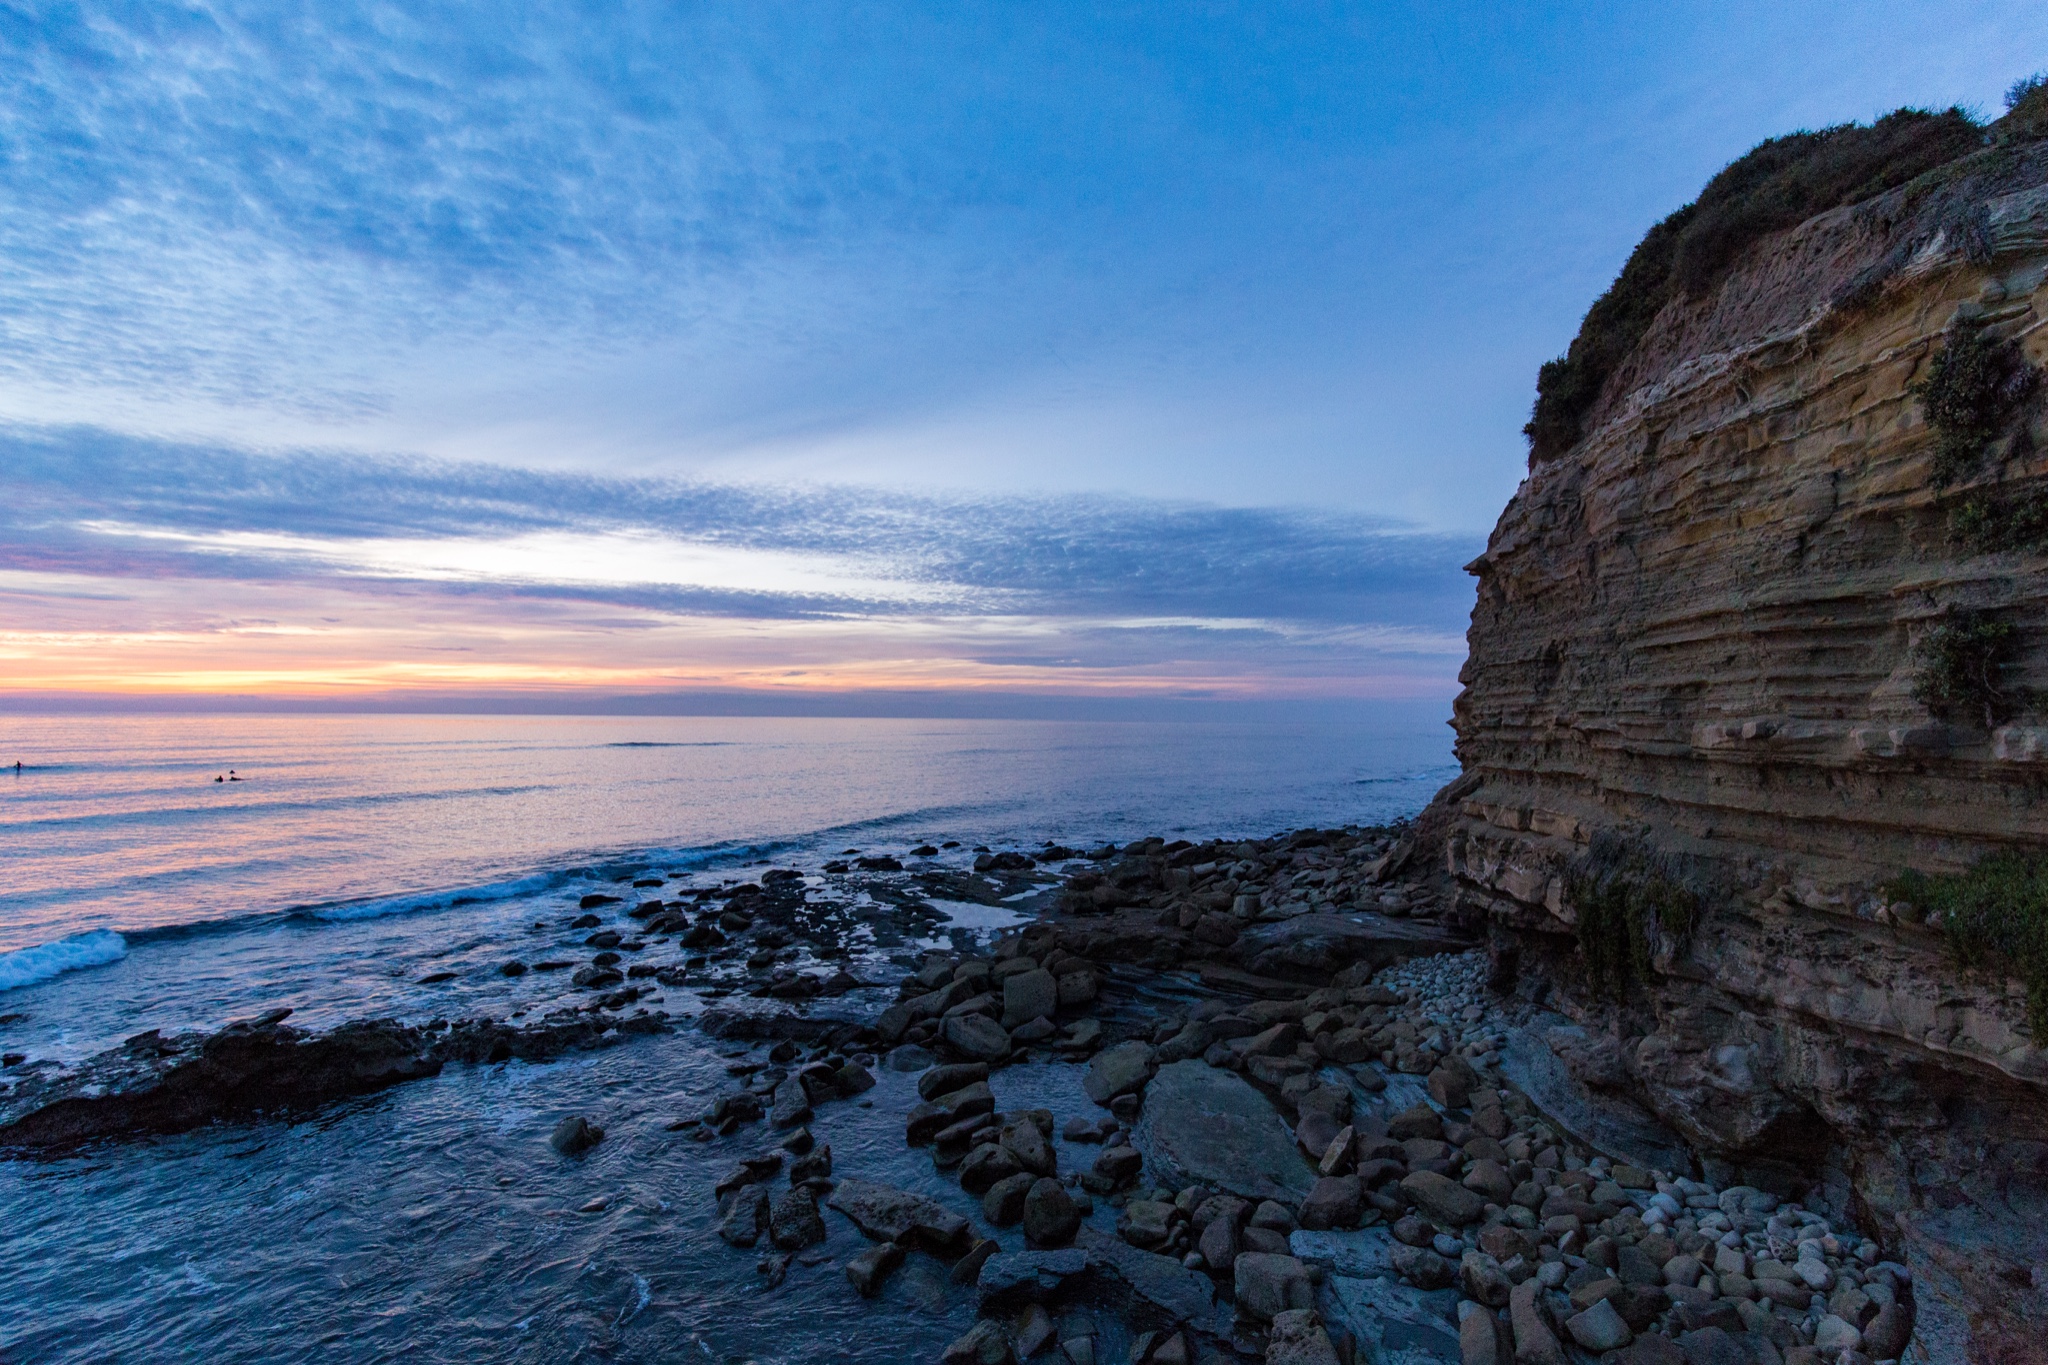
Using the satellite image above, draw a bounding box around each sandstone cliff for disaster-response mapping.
[1446,105,2048,1360]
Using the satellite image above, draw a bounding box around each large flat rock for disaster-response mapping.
[1131,1059,1316,1202]
[1320,1273,1461,1365]
[1231,913,1469,981]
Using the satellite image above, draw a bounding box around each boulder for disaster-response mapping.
[943,1013,1014,1062]
[1390,1243,1455,1290]
[845,1242,905,1296]
[1509,1279,1565,1365]
[1401,1170,1486,1226]
[768,1186,826,1249]
[1298,1176,1362,1231]
[549,1115,604,1155]
[828,1178,971,1251]
[1234,1252,1315,1321]
[960,1142,1025,1194]
[1023,1177,1080,1247]
[1130,1060,1317,1202]
[1001,969,1060,1029]
[942,1319,1015,1365]
[716,1184,768,1247]
[978,1247,1089,1306]
[1565,1297,1632,1352]
[1090,1144,1144,1188]
[1460,1302,1502,1365]
[1265,1309,1342,1365]
[1001,1118,1058,1177]
[1232,912,1467,979]
[770,1076,813,1128]
[1083,1042,1158,1105]
[985,1171,1036,1225]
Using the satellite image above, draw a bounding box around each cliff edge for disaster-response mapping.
[1447,88,2048,1360]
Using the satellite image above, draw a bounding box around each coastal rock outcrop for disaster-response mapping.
[1443,104,2048,1356]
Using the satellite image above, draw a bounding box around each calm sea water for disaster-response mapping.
[0,708,1454,1364]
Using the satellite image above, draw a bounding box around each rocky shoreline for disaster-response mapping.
[0,822,1923,1364]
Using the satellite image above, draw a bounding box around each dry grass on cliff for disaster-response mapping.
[1526,107,1984,465]
[1890,853,2048,1039]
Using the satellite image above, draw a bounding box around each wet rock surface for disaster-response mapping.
[0,823,1953,1362]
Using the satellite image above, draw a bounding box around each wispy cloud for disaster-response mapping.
[0,424,1474,699]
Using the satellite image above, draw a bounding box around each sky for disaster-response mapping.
[0,2,2037,710]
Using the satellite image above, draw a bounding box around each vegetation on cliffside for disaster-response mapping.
[1525,108,1982,463]
[1889,852,2048,1038]
[1568,838,1701,1001]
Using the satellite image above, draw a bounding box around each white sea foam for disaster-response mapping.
[309,871,557,922]
[0,929,128,992]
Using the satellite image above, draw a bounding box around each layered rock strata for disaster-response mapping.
[1445,136,2048,1356]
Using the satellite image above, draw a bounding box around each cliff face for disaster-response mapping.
[1449,137,2048,1357]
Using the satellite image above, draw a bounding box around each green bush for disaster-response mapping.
[1911,322,2041,485]
[1999,72,2048,143]
[1526,108,1982,464]
[1888,852,2048,1038]
[1951,492,2048,554]
[1911,611,2027,729]
[1569,843,1702,1001]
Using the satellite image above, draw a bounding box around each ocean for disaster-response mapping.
[0,708,1455,1363]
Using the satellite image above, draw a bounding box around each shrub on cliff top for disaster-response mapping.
[1526,107,1982,465]
[1888,852,2048,1039]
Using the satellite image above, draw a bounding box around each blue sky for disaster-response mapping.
[0,2,2037,703]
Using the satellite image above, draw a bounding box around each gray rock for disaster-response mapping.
[1234,1252,1314,1321]
[770,1076,813,1128]
[943,1013,1014,1062]
[942,1318,1015,1365]
[886,1043,938,1072]
[921,1062,992,1100]
[1024,1177,1080,1247]
[1320,1273,1464,1365]
[960,1142,1025,1194]
[1199,1215,1240,1272]
[1091,1144,1144,1187]
[1565,1297,1632,1352]
[1002,969,1060,1029]
[1131,1060,1317,1202]
[1509,1279,1564,1365]
[1862,1302,1911,1359]
[1120,1199,1177,1248]
[845,1241,905,1296]
[1083,1041,1158,1105]
[1266,1308,1342,1365]
[1079,1226,1217,1326]
[1002,1118,1058,1177]
[1812,1314,1861,1354]
[1391,1242,1456,1290]
[985,1171,1037,1225]
[978,1247,1089,1305]
[549,1115,603,1155]
[1298,1175,1362,1231]
[1460,1302,1501,1365]
[828,1177,971,1251]
[1288,1227,1398,1279]
[1401,1170,1485,1226]
[716,1184,768,1247]
[768,1186,826,1249]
